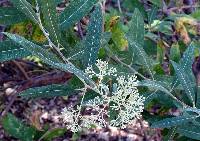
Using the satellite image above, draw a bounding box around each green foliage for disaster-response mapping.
[151,115,198,128]
[0,7,27,25]
[172,61,195,106]
[39,128,67,141]
[38,0,61,44]
[0,39,30,62]
[59,0,98,29]
[20,84,76,98]
[127,9,154,79]
[1,0,200,140]
[2,113,37,141]
[83,5,103,66]
[10,0,39,24]
[177,124,200,140]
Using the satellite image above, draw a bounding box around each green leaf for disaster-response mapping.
[20,84,75,99]
[122,0,147,19]
[10,0,39,24]
[38,0,61,45]
[2,113,36,141]
[149,0,163,7]
[171,43,195,90]
[127,8,144,46]
[4,33,95,87]
[0,7,28,25]
[177,124,200,140]
[164,127,177,141]
[83,5,103,66]
[143,91,174,107]
[53,63,96,87]
[130,42,154,79]
[0,40,30,62]
[126,9,154,79]
[170,43,181,62]
[148,6,158,25]
[59,0,98,29]
[137,80,183,107]
[179,43,196,74]
[151,115,198,128]
[171,61,195,106]
[39,128,66,141]
[3,32,60,63]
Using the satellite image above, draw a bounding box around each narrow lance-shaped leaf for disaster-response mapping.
[10,0,39,24]
[171,61,195,107]
[83,5,103,66]
[59,0,98,29]
[4,33,95,87]
[0,40,30,62]
[148,6,158,25]
[137,80,183,107]
[171,43,195,90]
[20,84,76,99]
[127,8,144,46]
[151,115,198,128]
[3,32,60,64]
[38,0,61,45]
[177,124,200,140]
[126,9,154,79]
[0,7,28,25]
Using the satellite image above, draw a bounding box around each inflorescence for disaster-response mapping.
[60,59,145,132]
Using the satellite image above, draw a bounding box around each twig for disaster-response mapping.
[112,55,148,80]
[162,5,200,14]
[35,0,69,64]
[117,0,122,13]
[169,5,200,12]
[12,60,29,80]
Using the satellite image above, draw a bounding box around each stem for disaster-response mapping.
[35,0,69,64]
[117,0,122,13]
[112,56,148,80]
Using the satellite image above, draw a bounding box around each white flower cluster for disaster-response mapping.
[60,59,145,132]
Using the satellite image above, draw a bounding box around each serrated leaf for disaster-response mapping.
[177,124,200,140]
[20,84,75,99]
[59,0,98,29]
[151,115,198,128]
[10,0,39,24]
[83,5,103,66]
[2,113,37,141]
[171,61,195,107]
[0,7,28,25]
[0,40,30,62]
[38,0,61,45]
